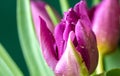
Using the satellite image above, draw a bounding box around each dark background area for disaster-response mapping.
[0,0,94,75]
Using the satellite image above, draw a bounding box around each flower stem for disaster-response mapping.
[59,0,69,13]
[96,52,104,74]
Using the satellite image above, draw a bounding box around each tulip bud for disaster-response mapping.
[55,0,98,74]
[39,0,98,75]
[92,0,120,55]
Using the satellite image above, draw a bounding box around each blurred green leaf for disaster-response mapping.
[45,5,59,25]
[104,47,120,71]
[106,69,120,76]
[17,0,54,76]
[92,68,120,76]
[0,57,13,76]
[92,0,100,6]
[59,0,69,13]
[0,44,23,76]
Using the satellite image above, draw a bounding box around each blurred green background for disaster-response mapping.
[0,0,29,75]
[2,0,119,76]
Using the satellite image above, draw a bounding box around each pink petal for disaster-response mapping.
[75,19,98,74]
[55,31,89,76]
[54,22,65,59]
[92,0,120,54]
[31,1,54,42]
[74,0,91,28]
[39,17,57,70]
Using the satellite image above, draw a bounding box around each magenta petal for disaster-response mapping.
[31,1,54,42]
[74,0,91,27]
[55,31,89,76]
[54,22,65,59]
[75,20,90,71]
[75,20,98,74]
[62,9,78,42]
[88,6,97,22]
[74,0,87,17]
[39,17,57,70]
[63,8,79,24]
[92,0,120,54]
[63,23,75,42]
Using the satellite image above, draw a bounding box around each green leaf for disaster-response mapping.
[92,0,100,6]
[104,47,120,71]
[0,57,13,76]
[59,0,69,14]
[106,68,120,76]
[0,44,23,76]
[45,5,59,26]
[92,68,120,76]
[17,0,54,76]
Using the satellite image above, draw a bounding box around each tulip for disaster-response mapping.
[88,0,120,74]
[39,0,98,75]
[91,0,120,55]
